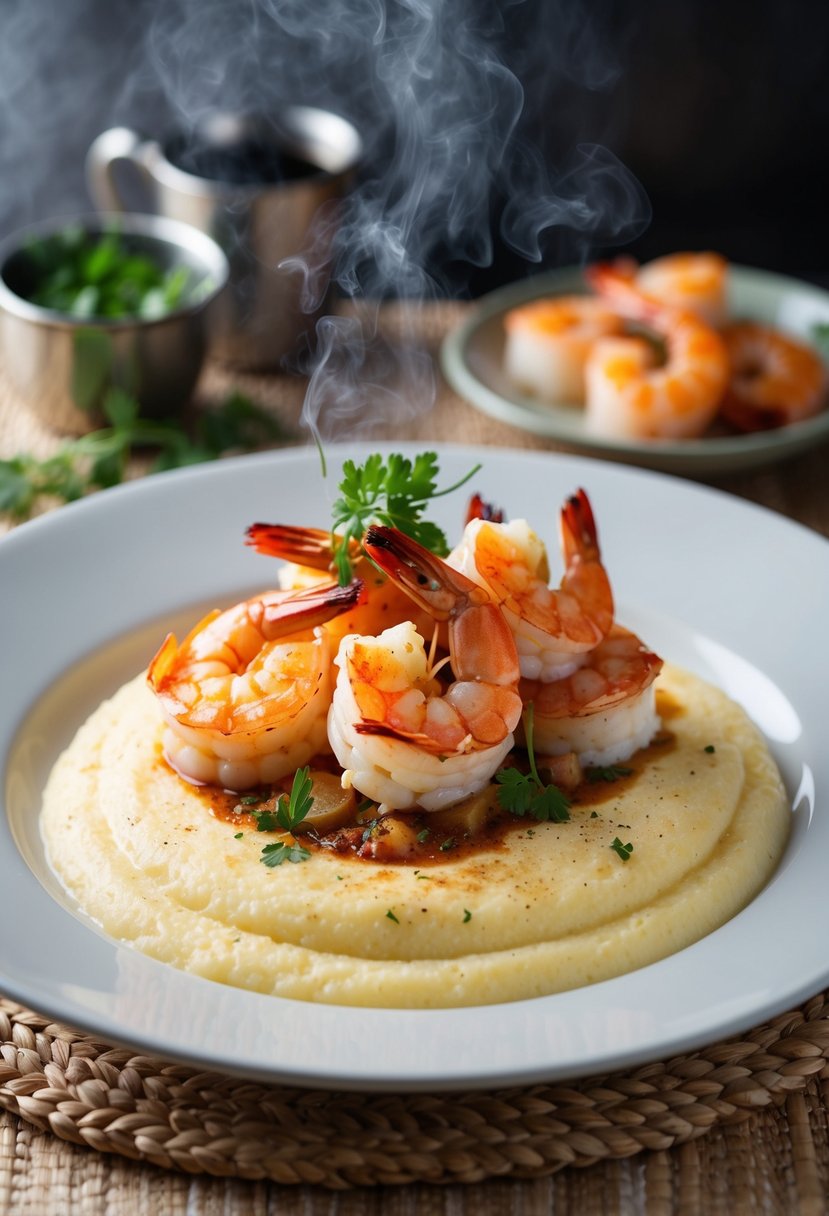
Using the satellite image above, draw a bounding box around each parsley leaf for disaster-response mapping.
[329,451,481,584]
[274,766,315,832]
[495,704,571,823]
[247,768,315,866]
[260,841,312,867]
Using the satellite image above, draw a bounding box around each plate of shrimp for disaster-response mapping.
[441,256,829,473]
[0,443,824,1090]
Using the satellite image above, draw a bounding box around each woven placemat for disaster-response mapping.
[1,994,828,1188]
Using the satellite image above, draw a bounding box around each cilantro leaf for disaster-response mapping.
[495,704,572,824]
[329,451,481,584]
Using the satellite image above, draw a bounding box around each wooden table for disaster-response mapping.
[2,302,828,1215]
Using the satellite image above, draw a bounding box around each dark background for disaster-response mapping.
[1,0,827,297]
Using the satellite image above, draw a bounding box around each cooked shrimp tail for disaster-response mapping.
[466,493,505,524]
[448,488,613,681]
[245,523,340,572]
[585,261,664,324]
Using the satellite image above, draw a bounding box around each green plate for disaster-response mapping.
[440,265,829,475]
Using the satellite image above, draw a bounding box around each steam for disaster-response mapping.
[0,0,651,448]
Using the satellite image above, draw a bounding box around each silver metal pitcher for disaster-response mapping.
[86,109,362,370]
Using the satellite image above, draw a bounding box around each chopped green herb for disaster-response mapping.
[233,832,244,840]
[495,704,571,823]
[590,811,599,819]
[704,744,716,754]
[585,764,633,784]
[463,908,472,923]
[386,909,400,924]
[416,828,431,843]
[439,837,457,852]
[329,451,481,584]
[260,841,311,867]
[24,226,206,320]
[239,793,264,806]
[251,807,282,833]
[610,837,634,862]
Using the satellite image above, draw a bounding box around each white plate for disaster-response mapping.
[440,265,829,474]
[0,444,825,1092]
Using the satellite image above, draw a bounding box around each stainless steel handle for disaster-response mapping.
[85,127,155,212]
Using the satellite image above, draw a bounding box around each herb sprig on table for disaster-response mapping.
[0,389,290,520]
[329,451,481,584]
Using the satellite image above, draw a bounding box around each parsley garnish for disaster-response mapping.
[610,837,634,862]
[463,909,472,923]
[261,841,312,867]
[386,909,400,924]
[585,764,633,784]
[439,837,457,852]
[0,389,289,520]
[251,767,315,867]
[704,744,716,754]
[416,828,431,843]
[329,451,481,584]
[272,766,315,833]
[495,705,571,823]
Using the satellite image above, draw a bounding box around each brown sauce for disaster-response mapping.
[165,714,678,866]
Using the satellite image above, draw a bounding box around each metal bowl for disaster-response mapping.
[0,213,229,435]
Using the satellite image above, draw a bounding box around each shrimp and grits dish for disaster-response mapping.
[504,252,828,439]
[40,455,790,1008]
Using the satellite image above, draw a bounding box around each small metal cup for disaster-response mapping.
[0,213,229,435]
[86,109,362,370]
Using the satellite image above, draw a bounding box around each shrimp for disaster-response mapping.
[148,579,363,791]
[719,321,826,431]
[245,523,434,643]
[503,295,624,404]
[634,252,728,328]
[521,625,663,766]
[328,526,523,814]
[584,262,729,439]
[449,489,613,682]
